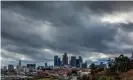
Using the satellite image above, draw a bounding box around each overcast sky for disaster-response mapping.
[1,1,133,67]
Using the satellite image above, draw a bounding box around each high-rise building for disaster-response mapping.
[19,60,21,68]
[69,60,71,66]
[76,59,80,67]
[8,64,14,71]
[58,58,61,66]
[79,56,83,63]
[45,63,47,68]
[62,53,68,65]
[71,56,76,67]
[18,60,21,74]
[81,62,87,69]
[27,64,36,71]
[54,55,58,66]
[79,56,83,68]
[60,61,63,66]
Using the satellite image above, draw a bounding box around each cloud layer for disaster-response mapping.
[1,1,133,66]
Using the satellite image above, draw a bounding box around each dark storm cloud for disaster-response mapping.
[53,24,117,54]
[79,1,133,13]
[120,23,133,32]
[1,1,133,66]
[1,1,76,26]
[79,1,112,13]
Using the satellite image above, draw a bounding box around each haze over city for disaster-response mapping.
[1,1,133,67]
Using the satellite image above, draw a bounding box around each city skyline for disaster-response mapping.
[2,53,87,67]
[1,52,99,69]
[1,1,133,67]
[2,52,133,68]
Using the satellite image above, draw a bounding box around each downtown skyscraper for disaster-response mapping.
[54,55,59,66]
[62,53,68,65]
[70,56,76,67]
[54,56,61,67]
[53,53,86,68]
[58,58,61,66]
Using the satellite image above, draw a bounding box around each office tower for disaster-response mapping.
[76,59,80,68]
[18,60,21,74]
[58,58,61,66]
[8,64,14,71]
[60,61,63,66]
[69,60,71,66]
[22,66,26,72]
[54,55,58,66]
[71,56,76,67]
[27,64,36,71]
[79,56,83,67]
[19,60,21,68]
[45,63,47,68]
[81,62,87,69]
[79,56,83,63]
[62,53,68,65]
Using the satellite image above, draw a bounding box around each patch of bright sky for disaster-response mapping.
[101,11,133,24]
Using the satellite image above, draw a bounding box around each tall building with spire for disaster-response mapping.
[62,53,68,65]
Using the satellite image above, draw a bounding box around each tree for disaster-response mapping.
[90,63,97,75]
[108,54,132,74]
[90,63,96,70]
[115,54,131,73]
